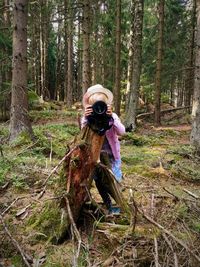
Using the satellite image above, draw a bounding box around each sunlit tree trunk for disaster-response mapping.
[154,0,165,126]
[9,0,34,141]
[82,0,91,95]
[191,0,200,155]
[125,0,144,131]
[113,0,121,115]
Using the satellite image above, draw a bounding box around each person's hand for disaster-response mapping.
[84,105,93,117]
[106,104,113,116]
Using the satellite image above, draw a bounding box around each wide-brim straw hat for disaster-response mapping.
[82,84,113,107]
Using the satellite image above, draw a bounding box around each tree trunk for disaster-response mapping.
[66,0,73,107]
[113,0,121,115]
[125,0,144,131]
[82,0,91,95]
[185,0,196,107]
[154,0,165,126]
[9,0,34,142]
[191,0,200,155]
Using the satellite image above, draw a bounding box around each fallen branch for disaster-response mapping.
[2,196,27,216]
[162,233,179,267]
[136,206,200,263]
[0,214,32,267]
[183,188,199,200]
[136,106,191,119]
[64,196,81,265]
[153,237,160,267]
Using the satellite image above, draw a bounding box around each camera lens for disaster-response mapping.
[92,101,107,116]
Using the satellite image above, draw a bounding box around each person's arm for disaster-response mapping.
[81,105,93,129]
[112,113,126,136]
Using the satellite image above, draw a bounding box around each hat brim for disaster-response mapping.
[83,87,113,107]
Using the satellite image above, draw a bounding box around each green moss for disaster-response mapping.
[27,200,69,244]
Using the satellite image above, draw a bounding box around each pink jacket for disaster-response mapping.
[81,112,125,160]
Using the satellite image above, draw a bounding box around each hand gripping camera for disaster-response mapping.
[87,101,114,136]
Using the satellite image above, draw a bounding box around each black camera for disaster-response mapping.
[87,101,114,136]
[92,101,107,116]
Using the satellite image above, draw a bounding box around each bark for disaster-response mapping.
[66,0,73,107]
[82,0,91,95]
[9,0,34,141]
[191,0,200,155]
[57,126,129,234]
[64,0,68,102]
[56,3,63,101]
[185,0,196,106]
[124,0,144,130]
[154,0,165,126]
[113,0,121,115]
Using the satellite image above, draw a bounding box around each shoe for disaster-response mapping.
[108,207,121,215]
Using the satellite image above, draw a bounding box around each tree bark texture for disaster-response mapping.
[184,0,196,106]
[113,0,121,115]
[125,0,144,130]
[191,0,200,155]
[82,0,91,95]
[9,0,34,142]
[154,0,165,126]
[58,126,129,231]
[66,0,73,107]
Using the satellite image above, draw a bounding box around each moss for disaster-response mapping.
[27,200,69,244]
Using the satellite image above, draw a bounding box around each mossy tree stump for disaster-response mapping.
[29,126,130,243]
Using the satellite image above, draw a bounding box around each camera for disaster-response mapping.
[92,101,107,116]
[87,101,114,136]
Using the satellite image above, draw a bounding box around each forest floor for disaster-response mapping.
[0,105,200,267]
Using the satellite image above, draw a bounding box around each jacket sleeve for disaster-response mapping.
[112,113,126,136]
[81,116,88,129]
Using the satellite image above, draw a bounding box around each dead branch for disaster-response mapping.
[42,145,78,187]
[64,196,81,262]
[0,214,32,267]
[153,237,160,267]
[183,188,199,200]
[162,233,179,267]
[136,206,200,263]
[2,196,27,216]
[136,106,191,119]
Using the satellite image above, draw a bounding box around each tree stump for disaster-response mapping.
[28,126,130,243]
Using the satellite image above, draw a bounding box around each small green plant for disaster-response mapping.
[12,174,27,190]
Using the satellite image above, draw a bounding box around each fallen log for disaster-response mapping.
[136,106,191,120]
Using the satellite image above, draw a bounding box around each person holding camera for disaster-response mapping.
[81,84,125,215]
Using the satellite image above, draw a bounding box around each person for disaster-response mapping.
[81,84,125,215]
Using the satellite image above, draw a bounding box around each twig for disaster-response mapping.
[15,140,39,156]
[42,146,77,187]
[183,188,199,199]
[154,237,160,267]
[163,187,196,202]
[150,193,155,218]
[37,146,78,199]
[163,187,179,201]
[162,233,179,267]
[136,206,200,263]
[2,196,27,216]
[129,189,137,232]
[0,214,32,267]
[64,196,81,264]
